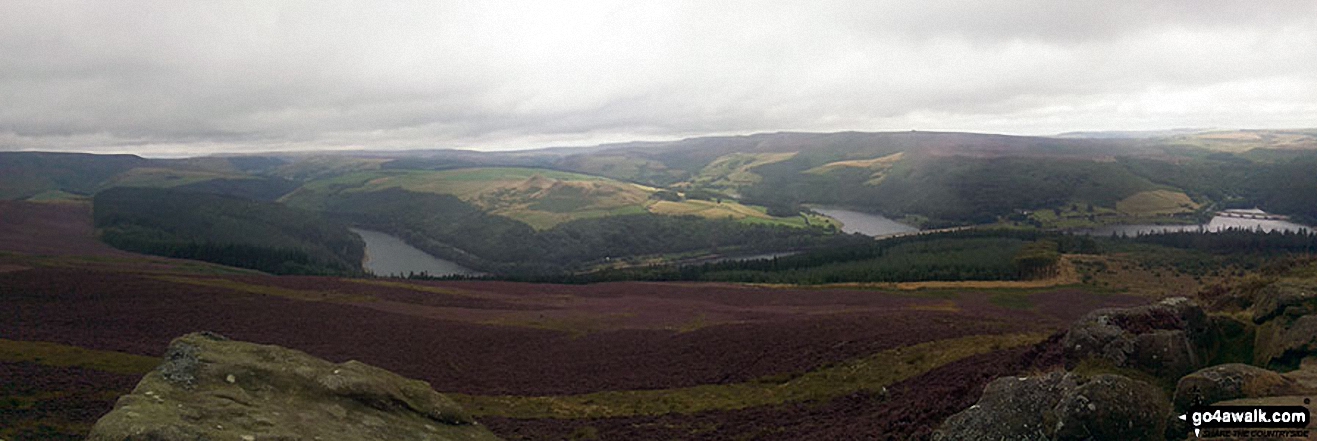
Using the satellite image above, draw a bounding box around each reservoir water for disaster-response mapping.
[349,228,479,277]
[1076,216,1311,237]
[811,207,920,237]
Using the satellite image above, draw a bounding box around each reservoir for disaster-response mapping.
[1077,215,1311,237]
[811,207,920,237]
[349,228,479,277]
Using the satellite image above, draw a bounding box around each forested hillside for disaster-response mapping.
[93,187,364,275]
[311,188,857,275]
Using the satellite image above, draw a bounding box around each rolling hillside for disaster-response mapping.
[5,129,1317,277]
[281,167,823,230]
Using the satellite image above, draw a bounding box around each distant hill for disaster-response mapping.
[0,152,148,199]
[0,152,296,201]
[1057,129,1317,152]
[5,129,1317,275]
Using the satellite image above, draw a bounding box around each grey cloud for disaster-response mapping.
[1,1,1315,155]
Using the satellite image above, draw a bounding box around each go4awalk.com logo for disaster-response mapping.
[1182,403,1310,438]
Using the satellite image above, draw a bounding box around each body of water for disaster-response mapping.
[350,228,479,277]
[811,207,920,237]
[1076,216,1312,237]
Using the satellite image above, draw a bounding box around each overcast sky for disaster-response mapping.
[2,1,1315,156]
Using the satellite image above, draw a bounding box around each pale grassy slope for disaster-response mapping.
[285,167,830,230]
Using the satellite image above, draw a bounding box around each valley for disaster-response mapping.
[3,129,1317,440]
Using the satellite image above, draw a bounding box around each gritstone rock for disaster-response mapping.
[86,332,502,441]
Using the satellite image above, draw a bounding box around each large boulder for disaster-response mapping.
[934,371,1078,441]
[1245,279,1317,370]
[1173,363,1305,412]
[936,372,1168,441]
[1052,374,1168,441]
[1166,363,1316,440]
[1064,297,1214,381]
[1251,279,1317,324]
[1256,315,1317,370]
[87,332,502,441]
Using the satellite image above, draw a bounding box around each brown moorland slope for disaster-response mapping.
[0,204,1153,440]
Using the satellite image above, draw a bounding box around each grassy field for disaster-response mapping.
[1021,192,1201,229]
[1115,189,1200,216]
[648,198,837,228]
[1164,129,1317,153]
[804,151,905,185]
[23,189,88,202]
[687,152,797,192]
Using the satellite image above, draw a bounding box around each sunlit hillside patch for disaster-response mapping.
[687,152,797,193]
[1168,129,1317,152]
[287,167,826,230]
[1115,189,1200,216]
[23,189,88,203]
[647,198,837,229]
[804,151,905,185]
[557,154,686,184]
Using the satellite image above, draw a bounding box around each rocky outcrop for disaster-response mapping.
[87,332,501,441]
[1172,363,1306,412]
[1165,363,1317,440]
[941,274,1317,441]
[934,372,1077,441]
[1052,374,1168,441]
[1251,279,1317,324]
[1063,297,1214,381]
[934,372,1166,441]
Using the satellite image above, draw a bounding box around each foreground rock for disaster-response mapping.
[934,372,1167,441]
[934,371,1077,440]
[1173,363,1308,412]
[941,271,1317,440]
[87,332,501,441]
[1063,297,1213,381]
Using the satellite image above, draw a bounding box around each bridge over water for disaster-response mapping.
[1217,210,1290,221]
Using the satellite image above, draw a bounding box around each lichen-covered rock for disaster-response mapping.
[937,373,1170,441]
[1258,315,1317,370]
[1064,297,1213,380]
[1173,363,1304,412]
[1251,279,1317,324]
[1165,363,1314,440]
[86,332,502,441]
[933,371,1078,441]
[1052,374,1168,441]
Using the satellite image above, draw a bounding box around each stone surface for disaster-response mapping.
[86,332,502,441]
[1173,363,1305,412]
[1252,279,1317,324]
[1198,396,1317,441]
[1052,374,1168,441]
[933,371,1078,441]
[937,372,1170,441]
[1064,297,1213,380]
[1268,315,1317,368]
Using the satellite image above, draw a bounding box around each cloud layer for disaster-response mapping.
[2,1,1315,155]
